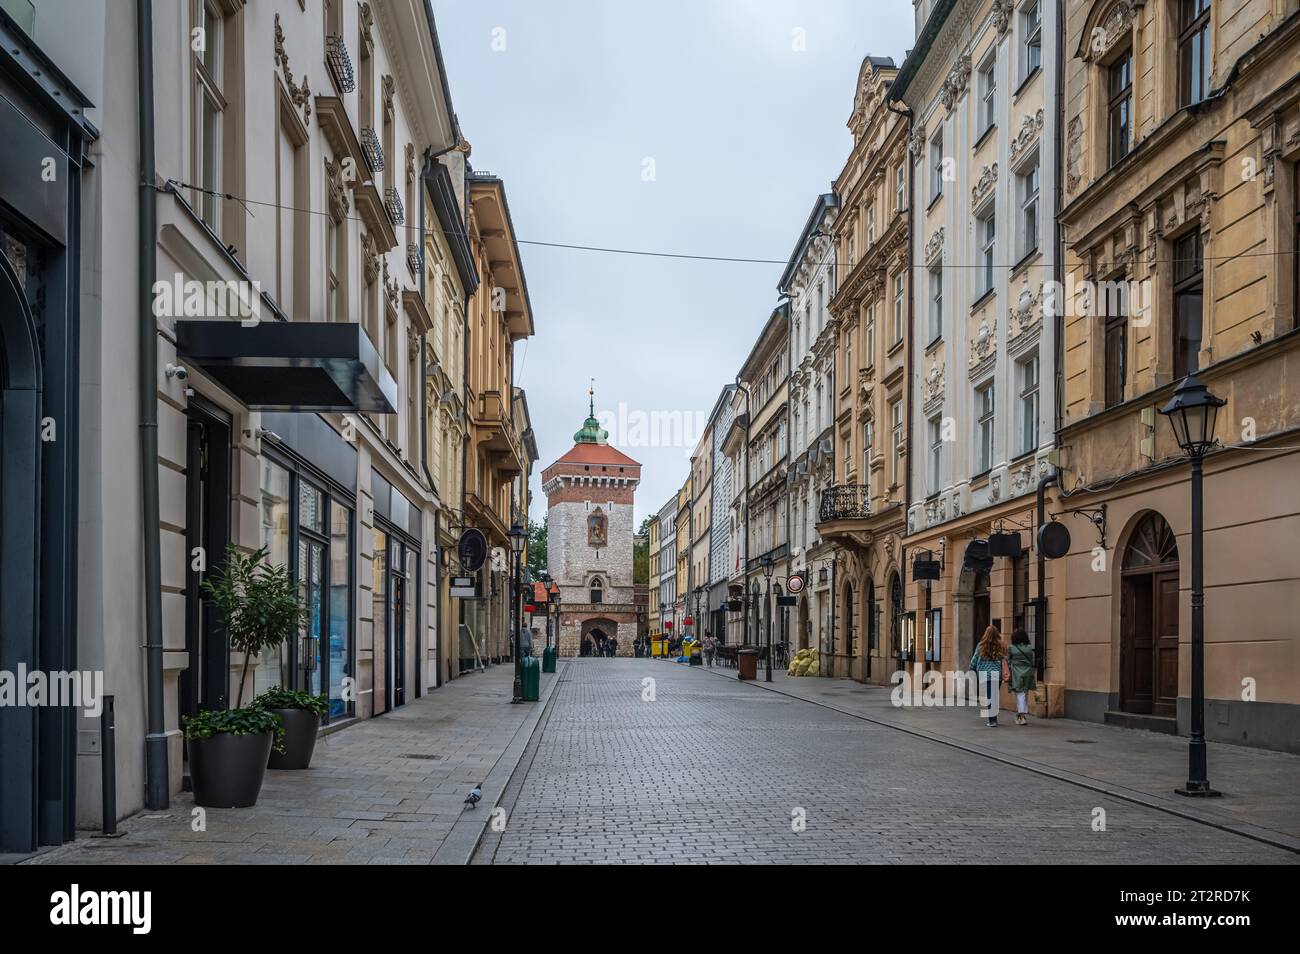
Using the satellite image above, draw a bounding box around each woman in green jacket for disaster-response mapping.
[1008,628,1037,725]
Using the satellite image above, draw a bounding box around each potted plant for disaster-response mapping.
[183,708,284,808]
[187,545,305,807]
[254,687,328,770]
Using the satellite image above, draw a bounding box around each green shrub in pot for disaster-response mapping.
[183,707,285,807]
[253,687,328,770]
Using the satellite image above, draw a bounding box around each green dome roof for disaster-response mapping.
[573,389,608,444]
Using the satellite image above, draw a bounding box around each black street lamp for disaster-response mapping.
[1159,374,1226,798]
[761,553,774,682]
[509,518,527,703]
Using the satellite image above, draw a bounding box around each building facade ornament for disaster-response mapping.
[923,362,945,403]
[970,317,997,367]
[940,55,972,113]
[1008,280,1041,337]
[324,156,351,222]
[924,227,945,263]
[273,13,312,124]
[1082,0,1140,64]
[1009,108,1045,164]
[990,0,1014,36]
[972,163,998,206]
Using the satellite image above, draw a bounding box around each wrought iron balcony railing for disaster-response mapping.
[385,186,404,226]
[360,126,384,177]
[406,242,422,276]
[818,484,871,523]
[325,35,356,93]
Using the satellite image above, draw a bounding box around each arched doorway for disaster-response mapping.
[842,581,855,659]
[955,565,991,666]
[796,593,810,650]
[1121,512,1180,717]
[0,249,42,853]
[888,571,903,659]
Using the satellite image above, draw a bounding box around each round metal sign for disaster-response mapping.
[1038,520,1071,560]
[786,573,805,594]
[457,528,488,572]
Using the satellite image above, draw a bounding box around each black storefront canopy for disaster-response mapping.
[176,319,398,413]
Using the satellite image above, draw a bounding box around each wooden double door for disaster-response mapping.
[1120,514,1181,717]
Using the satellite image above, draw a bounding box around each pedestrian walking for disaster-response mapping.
[969,624,1006,726]
[703,632,717,668]
[1008,627,1036,725]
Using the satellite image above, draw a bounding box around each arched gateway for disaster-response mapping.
[541,390,643,656]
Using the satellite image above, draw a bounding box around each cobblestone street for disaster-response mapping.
[474,660,1300,864]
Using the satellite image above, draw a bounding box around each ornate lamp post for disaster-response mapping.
[1159,374,1226,797]
[761,552,774,682]
[509,518,527,703]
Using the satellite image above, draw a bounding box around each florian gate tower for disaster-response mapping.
[542,392,641,656]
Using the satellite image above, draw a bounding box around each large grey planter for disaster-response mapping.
[189,731,274,807]
[265,708,320,770]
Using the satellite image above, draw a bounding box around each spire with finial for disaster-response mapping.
[573,380,608,444]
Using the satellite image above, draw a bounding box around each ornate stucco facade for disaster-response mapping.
[1055,0,1300,750]
[892,0,1065,712]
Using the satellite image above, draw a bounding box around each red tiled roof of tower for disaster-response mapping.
[552,442,641,469]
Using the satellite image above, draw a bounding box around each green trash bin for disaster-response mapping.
[521,656,541,701]
[541,645,557,673]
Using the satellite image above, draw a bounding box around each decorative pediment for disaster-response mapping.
[1010,109,1045,164]
[924,227,945,264]
[969,317,997,369]
[1078,0,1142,64]
[923,362,945,405]
[972,163,998,206]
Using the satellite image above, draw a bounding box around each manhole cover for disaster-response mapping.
[403,753,442,760]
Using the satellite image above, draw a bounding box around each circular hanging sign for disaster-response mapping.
[457,528,488,573]
[786,574,805,594]
[1038,520,1071,560]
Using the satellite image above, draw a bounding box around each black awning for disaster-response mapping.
[176,320,398,413]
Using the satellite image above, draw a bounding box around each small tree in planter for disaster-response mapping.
[253,687,328,770]
[186,545,305,807]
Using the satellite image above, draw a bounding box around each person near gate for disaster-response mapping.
[703,631,717,667]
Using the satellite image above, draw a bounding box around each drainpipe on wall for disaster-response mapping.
[887,96,914,665]
[137,0,167,811]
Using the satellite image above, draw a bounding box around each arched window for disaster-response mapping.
[1123,512,1179,569]
[589,576,604,603]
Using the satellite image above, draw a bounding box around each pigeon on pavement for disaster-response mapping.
[464,784,482,809]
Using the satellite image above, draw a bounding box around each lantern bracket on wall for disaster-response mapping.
[1048,503,1108,551]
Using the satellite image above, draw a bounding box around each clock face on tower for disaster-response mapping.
[588,509,608,548]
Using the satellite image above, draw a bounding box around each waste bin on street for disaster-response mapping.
[541,645,557,673]
[737,648,758,681]
[521,656,541,701]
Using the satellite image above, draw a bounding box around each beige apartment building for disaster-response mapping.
[1055,0,1300,751]
[820,56,913,684]
[891,0,1065,714]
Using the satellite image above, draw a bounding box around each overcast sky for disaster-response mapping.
[432,0,915,525]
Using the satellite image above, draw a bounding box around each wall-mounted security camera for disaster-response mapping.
[164,363,188,381]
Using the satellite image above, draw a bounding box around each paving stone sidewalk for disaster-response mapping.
[23,662,565,866]
[694,660,1300,850]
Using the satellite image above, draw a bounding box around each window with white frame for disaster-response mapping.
[892,273,905,343]
[895,159,906,211]
[1020,0,1042,83]
[890,399,903,487]
[929,129,945,202]
[864,303,875,369]
[1017,155,1040,259]
[194,0,227,233]
[863,419,874,493]
[866,204,875,246]
[978,207,996,297]
[928,415,944,496]
[978,54,996,135]
[928,266,943,343]
[1018,354,1039,456]
[975,382,995,474]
